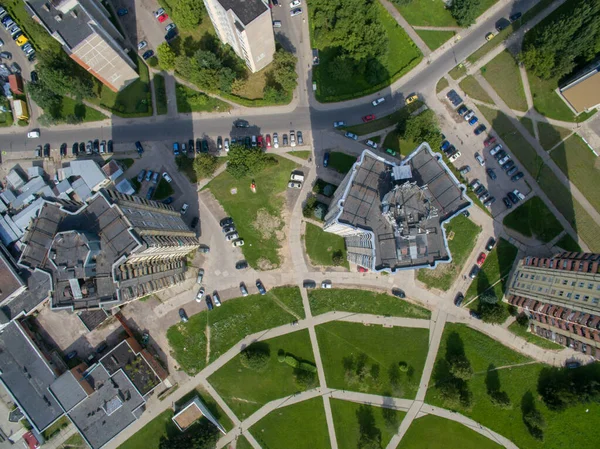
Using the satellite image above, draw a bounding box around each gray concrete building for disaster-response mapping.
[25,0,139,92]
[203,0,275,72]
[323,146,471,272]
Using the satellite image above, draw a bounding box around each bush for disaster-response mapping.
[331,250,344,266]
[239,345,270,372]
[194,153,219,179]
[298,362,317,373]
[147,56,159,68]
[490,390,513,409]
[277,349,286,362]
[398,361,408,372]
[294,369,318,389]
[285,355,299,368]
[516,313,530,327]
[17,119,28,126]
[303,195,317,218]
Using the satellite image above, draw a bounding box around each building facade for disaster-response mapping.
[17,190,199,311]
[26,0,139,91]
[506,252,600,358]
[202,0,275,72]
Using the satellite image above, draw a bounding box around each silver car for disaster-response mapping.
[196,268,204,284]
[240,282,248,297]
[273,132,279,148]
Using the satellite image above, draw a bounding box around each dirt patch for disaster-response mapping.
[253,208,283,240]
[257,258,275,270]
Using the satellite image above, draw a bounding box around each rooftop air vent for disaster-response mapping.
[54,14,62,22]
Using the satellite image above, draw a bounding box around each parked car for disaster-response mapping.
[485,32,495,41]
[179,308,188,323]
[137,41,147,51]
[236,260,248,270]
[205,295,213,311]
[362,114,375,122]
[99,140,106,153]
[321,280,332,289]
[494,149,506,160]
[220,217,234,227]
[240,283,248,296]
[485,168,496,180]
[506,165,518,176]
[468,116,479,125]
[142,50,154,60]
[163,197,174,205]
[180,203,189,214]
[226,232,239,241]
[477,252,487,266]
[257,135,263,148]
[162,172,173,183]
[366,139,377,149]
[507,191,519,204]
[498,155,511,165]
[117,8,128,16]
[282,134,289,146]
[234,119,250,128]
[290,7,302,16]
[198,245,210,253]
[511,171,524,182]
[334,121,346,128]
[372,97,385,107]
[474,152,485,166]
[191,217,198,229]
[469,265,480,279]
[232,239,244,247]
[222,225,235,234]
[272,133,279,148]
[440,140,450,151]
[503,197,513,209]
[486,237,496,251]
[470,310,482,319]
[60,143,67,157]
[86,141,93,154]
[503,160,515,171]
[457,105,468,116]
[386,148,397,157]
[449,151,461,162]
[344,131,358,140]
[107,140,113,153]
[459,165,471,176]
[303,280,317,289]
[323,152,330,167]
[405,94,418,105]
[146,187,155,199]
[72,142,78,156]
[489,144,503,156]
[288,181,302,189]
[265,134,271,148]
[391,288,406,299]
[474,124,486,135]
[135,141,144,154]
[145,170,153,182]
[196,287,205,302]
[509,12,522,22]
[454,292,464,307]
[212,291,221,307]
[165,23,176,32]
[484,135,496,146]
[173,142,180,155]
[196,268,204,284]
[297,131,303,145]
[464,111,475,121]
[93,139,100,153]
[256,280,267,295]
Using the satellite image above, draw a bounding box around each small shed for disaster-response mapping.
[8,74,23,95]
[172,396,226,434]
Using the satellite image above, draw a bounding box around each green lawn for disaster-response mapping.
[88,56,152,118]
[519,116,535,137]
[393,0,457,26]
[417,215,481,291]
[436,77,449,94]
[449,64,467,80]
[251,398,331,449]
[308,289,431,319]
[482,50,528,112]
[167,287,304,375]
[331,399,406,449]
[235,436,253,449]
[205,155,298,268]
[305,223,349,268]
[175,83,231,113]
[538,122,571,151]
[458,75,494,104]
[328,152,357,174]
[502,196,563,243]
[555,233,582,252]
[426,323,600,449]
[465,238,518,301]
[153,74,168,115]
[311,1,422,102]
[153,178,174,200]
[398,414,501,449]
[550,134,600,214]
[58,433,85,449]
[289,150,312,160]
[209,330,316,419]
[536,165,600,252]
[477,105,543,176]
[527,72,591,123]
[42,416,69,439]
[344,101,423,135]
[117,410,176,449]
[316,321,428,398]
[415,30,455,51]
[507,321,563,350]
[59,97,107,123]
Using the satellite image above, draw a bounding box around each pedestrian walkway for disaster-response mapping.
[377,0,431,56]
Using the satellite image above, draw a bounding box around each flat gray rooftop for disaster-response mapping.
[217,0,267,25]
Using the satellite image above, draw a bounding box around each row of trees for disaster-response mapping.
[520,0,600,80]
[158,0,205,31]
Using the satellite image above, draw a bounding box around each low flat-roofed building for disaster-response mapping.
[559,62,600,114]
[172,396,226,434]
[324,145,470,272]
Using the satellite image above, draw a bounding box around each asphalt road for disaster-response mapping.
[0,0,539,154]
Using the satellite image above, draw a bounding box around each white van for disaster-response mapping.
[27,130,40,138]
[290,172,304,182]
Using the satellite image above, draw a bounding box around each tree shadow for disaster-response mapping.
[485,363,500,393]
[521,390,545,440]
[356,404,382,447]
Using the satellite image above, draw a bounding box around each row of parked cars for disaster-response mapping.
[220,217,244,247]
[0,6,35,62]
[454,237,496,307]
[34,140,114,158]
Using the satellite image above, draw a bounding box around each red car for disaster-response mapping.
[158,14,168,22]
[257,135,264,147]
[362,114,376,123]
[477,252,487,266]
[23,432,40,449]
[266,134,271,148]
[357,266,368,273]
[484,136,496,146]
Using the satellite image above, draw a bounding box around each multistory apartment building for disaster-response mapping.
[202,0,275,72]
[26,0,139,91]
[506,252,600,358]
[18,190,199,311]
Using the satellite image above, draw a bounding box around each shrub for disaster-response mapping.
[490,390,513,409]
[147,56,159,68]
[398,361,408,372]
[277,349,286,362]
[284,355,299,368]
[298,362,317,373]
[331,250,344,266]
[294,369,318,389]
[239,345,270,372]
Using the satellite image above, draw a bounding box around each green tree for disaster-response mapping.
[294,369,318,389]
[332,250,344,266]
[158,422,218,449]
[35,51,93,100]
[449,355,473,381]
[479,302,507,324]
[239,345,270,372]
[401,111,443,150]
[166,0,205,31]
[194,153,219,179]
[490,390,513,409]
[450,0,481,27]
[157,43,176,70]
[226,145,274,178]
[479,291,499,304]
[270,49,298,93]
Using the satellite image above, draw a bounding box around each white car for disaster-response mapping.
[195,287,205,302]
[224,138,229,151]
[155,8,165,17]
[489,144,502,156]
[137,41,147,51]
[333,121,346,128]
[196,268,204,284]
[273,132,279,148]
[226,232,239,241]
[232,239,245,247]
[449,151,462,162]
[474,152,485,166]
[27,130,39,138]
[290,130,296,147]
[288,181,301,189]
[180,203,189,214]
[213,292,222,307]
[498,155,511,165]
[372,97,385,107]
[290,0,301,7]
[162,172,173,183]
[513,189,525,201]
[240,283,248,297]
[321,280,332,289]
[366,140,378,149]
[464,111,475,121]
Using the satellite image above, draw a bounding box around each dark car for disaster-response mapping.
[165,29,178,41]
[191,217,198,229]
[65,350,78,360]
[244,136,251,148]
[137,170,146,183]
[194,138,200,153]
[217,136,223,150]
[565,361,581,369]
[60,143,67,157]
[93,139,99,152]
[235,260,248,270]
[457,104,468,116]
[495,17,510,32]
[486,237,496,251]
[178,308,188,323]
[507,191,519,204]
[163,196,174,204]
[188,139,194,151]
[470,310,482,320]
[494,149,506,160]
[391,288,406,299]
[220,217,234,227]
[323,152,330,167]
[503,197,513,209]
[34,146,41,157]
[509,12,522,22]
[202,140,209,153]
[486,168,496,180]
[142,50,154,60]
[469,265,480,279]
[117,8,128,15]
[502,160,515,171]
[71,142,78,156]
[454,292,464,307]
[445,144,456,155]
[440,140,450,151]
[506,165,518,176]
[107,140,113,153]
[146,187,155,199]
[511,171,524,182]
[205,295,213,311]
[256,280,266,295]
[10,62,20,74]
[303,279,316,289]
[43,143,50,157]
[474,124,486,135]
[235,119,250,128]
[96,342,108,353]
[135,141,144,154]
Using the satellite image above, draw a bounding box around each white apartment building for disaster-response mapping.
[203,0,275,72]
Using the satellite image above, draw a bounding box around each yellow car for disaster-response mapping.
[405,94,418,105]
[16,35,29,47]
[485,32,495,41]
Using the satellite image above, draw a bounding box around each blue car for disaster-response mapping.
[474,124,486,135]
[173,142,180,155]
[146,187,155,199]
[117,8,128,16]
[344,132,358,141]
[468,116,479,126]
[323,152,330,167]
[440,140,450,151]
[135,141,144,154]
[137,170,146,183]
[163,197,174,204]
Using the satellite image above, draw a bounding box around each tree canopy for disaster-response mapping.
[160,0,205,31]
[157,43,176,71]
[194,153,219,179]
[450,0,481,27]
[158,421,218,449]
[226,145,276,178]
[399,110,443,150]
